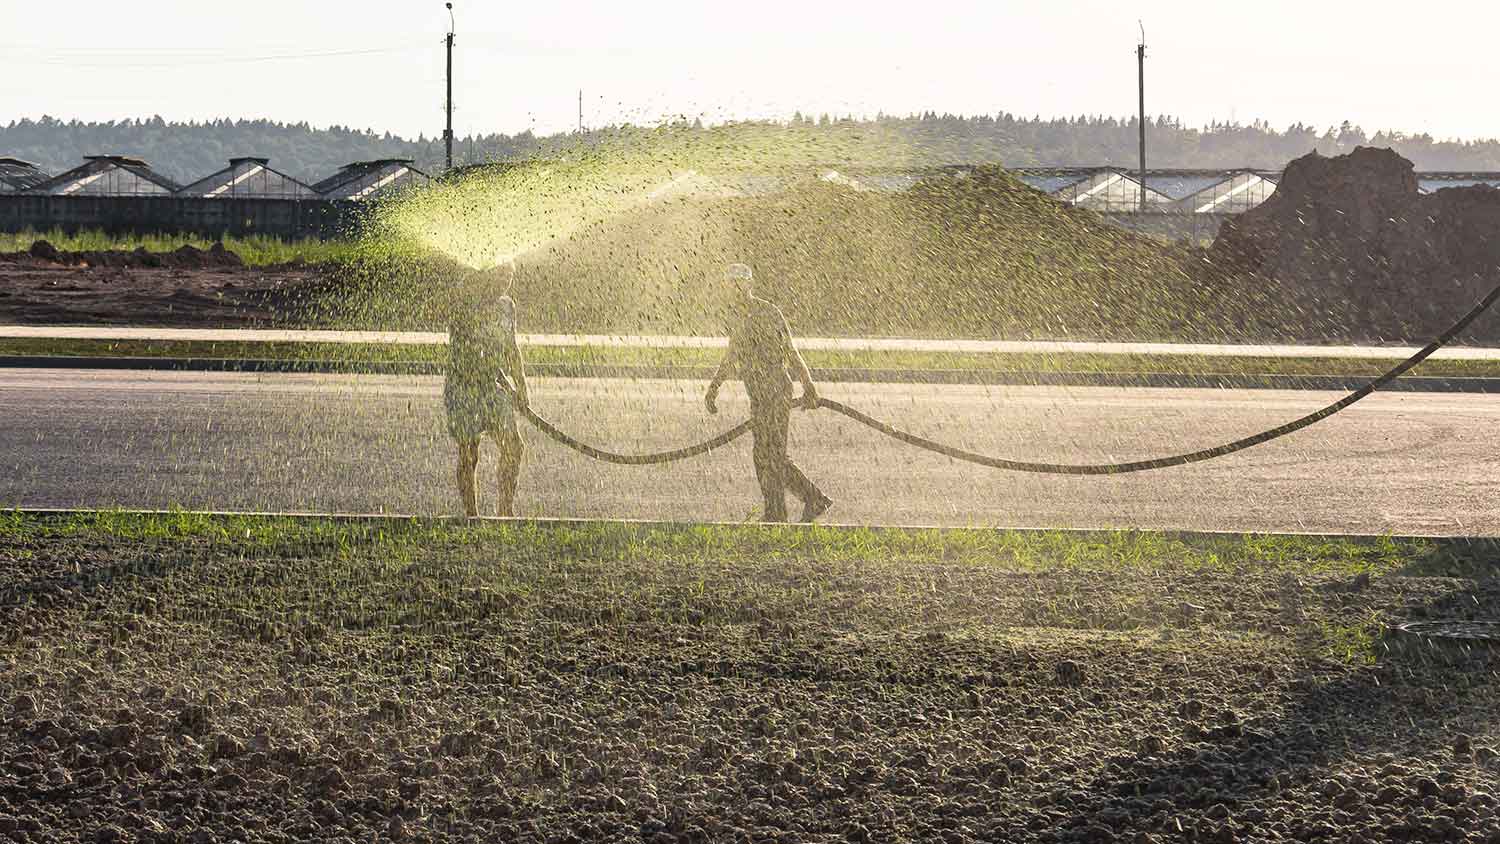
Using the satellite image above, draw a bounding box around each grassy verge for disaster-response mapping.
[5,336,1500,378]
[0,509,1437,575]
[0,510,1467,655]
[1,511,1495,841]
[0,228,357,266]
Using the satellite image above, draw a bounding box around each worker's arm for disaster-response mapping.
[496,298,527,408]
[783,317,818,409]
[502,333,527,409]
[705,341,736,415]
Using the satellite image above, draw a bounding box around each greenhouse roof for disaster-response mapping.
[27,155,180,196]
[178,157,318,199]
[313,159,431,200]
[0,157,48,193]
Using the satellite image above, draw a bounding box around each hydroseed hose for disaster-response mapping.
[511,282,1500,474]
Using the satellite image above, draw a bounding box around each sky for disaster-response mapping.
[3,0,1498,142]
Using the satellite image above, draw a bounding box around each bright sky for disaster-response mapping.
[3,0,1497,142]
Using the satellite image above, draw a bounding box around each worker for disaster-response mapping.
[445,256,528,517]
[705,262,833,523]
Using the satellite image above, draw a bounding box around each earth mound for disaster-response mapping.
[432,167,1216,339]
[2,240,246,270]
[0,241,328,327]
[1211,147,1500,342]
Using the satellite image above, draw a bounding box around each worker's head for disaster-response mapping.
[457,255,516,323]
[491,254,517,295]
[725,262,755,300]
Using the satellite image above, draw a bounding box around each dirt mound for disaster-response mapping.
[1,239,246,270]
[1211,147,1500,341]
[430,167,1214,339]
[0,261,330,327]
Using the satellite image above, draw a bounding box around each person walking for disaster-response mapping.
[445,257,528,517]
[704,263,833,523]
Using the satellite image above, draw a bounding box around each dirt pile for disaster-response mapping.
[458,168,1215,339]
[0,257,329,328]
[1212,147,1500,342]
[2,240,246,270]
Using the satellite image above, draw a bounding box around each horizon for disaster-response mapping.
[8,111,1497,148]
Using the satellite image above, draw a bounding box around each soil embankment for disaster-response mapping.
[1212,146,1500,343]
[0,241,327,327]
[5,240,247,271]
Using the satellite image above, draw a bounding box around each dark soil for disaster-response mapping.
[0,242,332,327]
[0,520,1496,843]
[3,241,248,271]
[1213,147,1500,345]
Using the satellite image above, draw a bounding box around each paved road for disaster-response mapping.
[4,326,1499,360]
[2,368,1497,535]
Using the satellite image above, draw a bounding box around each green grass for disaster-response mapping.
[0,338,450,365]
[1319,614,1387,665]
[3,336,1500,379]
[0,510,1432,579]
[0,228,358,266]
[0,511,1451,673]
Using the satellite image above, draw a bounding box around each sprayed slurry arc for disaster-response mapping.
[324,122,1230,344]
[1394,620,1500,642]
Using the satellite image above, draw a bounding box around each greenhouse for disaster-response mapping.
[178,157,318,199]
[0,157,48,193]
[311,159,431,200]
[27,155,180,196]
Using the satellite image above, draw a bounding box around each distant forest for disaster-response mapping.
[8,113,1500,182]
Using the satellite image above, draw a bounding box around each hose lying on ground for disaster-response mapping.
[509,282,1500,473]
[518,407,751,465]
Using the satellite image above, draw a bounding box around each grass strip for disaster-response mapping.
[0,509,1451,579]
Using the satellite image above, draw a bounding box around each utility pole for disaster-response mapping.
[444,2,456,171]
[578,89,583,133]
[1137,22,1147,213]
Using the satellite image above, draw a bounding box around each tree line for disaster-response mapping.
[7,113,1500,183]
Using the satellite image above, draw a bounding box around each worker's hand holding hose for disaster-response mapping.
[496,375,528,410]
[796,383,820,411]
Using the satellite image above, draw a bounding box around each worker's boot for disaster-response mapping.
[799,493,833,524]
